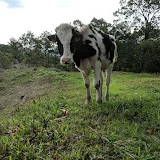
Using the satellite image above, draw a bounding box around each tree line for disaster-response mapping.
[0,0,160,73]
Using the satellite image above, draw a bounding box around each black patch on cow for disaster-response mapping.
[56,35,63,56]
[97,57,101,61]
[89,35,97,41]
[95,42,101,61]
[71,29,96,67]
[89,26,114,62]
[110,43,115,62]
[110,37,115,42]
[94,28,103,35]
[95,84,100,90]
[85,83,89,88]
[85,40,92,45]
[95,80,100,90]
[89,25,96,34]
[101,33,114,62]
[70,30,75,53]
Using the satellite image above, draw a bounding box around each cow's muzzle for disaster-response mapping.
[62,58,71,64]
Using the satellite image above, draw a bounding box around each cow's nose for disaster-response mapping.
[62,58,71,64]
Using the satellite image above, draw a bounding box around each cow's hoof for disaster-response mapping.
[105,95,109,101]
[85,99,90,104]
[97,99,102,104]
[85,96,91,104]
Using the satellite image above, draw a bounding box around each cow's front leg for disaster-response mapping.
[94,61,102,103]
[81,72,91,104]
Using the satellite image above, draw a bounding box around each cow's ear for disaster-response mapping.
[48,34,57,43]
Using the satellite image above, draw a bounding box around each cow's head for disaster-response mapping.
[48,23,81,65]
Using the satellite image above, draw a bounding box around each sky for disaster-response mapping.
[0,0,120,44]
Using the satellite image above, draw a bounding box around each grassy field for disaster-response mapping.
[0,67,160,160]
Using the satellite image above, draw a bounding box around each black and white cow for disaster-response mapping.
[48,23,117,103]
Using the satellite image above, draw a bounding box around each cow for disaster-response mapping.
[48,23,118,103]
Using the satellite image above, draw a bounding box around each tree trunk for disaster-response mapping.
[144,21,150,40]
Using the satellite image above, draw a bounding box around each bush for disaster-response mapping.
[0,52,14,69]
[114,39,160,73]
[139,39,160,73]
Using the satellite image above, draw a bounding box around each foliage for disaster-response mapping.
[115,38,160,73]
[0,68,160,159]
[9,38,24,63]
[0,44,12,53]
[73,19,83,28]
[113,0,160,73]
[3,31,60,68]
[90,17,112,34]
[114,0,160,40]
[0,51,14,68]
[139,39,160,72]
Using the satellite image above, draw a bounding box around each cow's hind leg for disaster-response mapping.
[105,64,113,100]
[81,72,91,104]
[94,61,102,103]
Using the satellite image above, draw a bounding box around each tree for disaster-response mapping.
[38,31,54,67]
[9,38,24,63]
[0,44,12,53]
[0,51,13,68]
[18,31,38,50]
[90,17,112,34]
[73,20,83,28]
[114,0,160,40]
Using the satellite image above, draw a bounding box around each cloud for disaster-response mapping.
[0,0,23,8]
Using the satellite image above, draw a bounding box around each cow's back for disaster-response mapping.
[76,25,117,70]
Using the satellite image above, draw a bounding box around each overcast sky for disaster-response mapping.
[0,0,120,44]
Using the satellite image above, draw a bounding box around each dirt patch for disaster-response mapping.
[0,68,70,116]
[0,82,50,110]
[0,78,51,113]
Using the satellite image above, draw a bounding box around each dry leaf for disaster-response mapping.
[61,109,68,116]
[146,129,154,135]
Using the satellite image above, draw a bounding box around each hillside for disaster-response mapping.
[0,68,160,159]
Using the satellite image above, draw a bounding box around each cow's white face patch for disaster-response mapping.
[56,24,74,64]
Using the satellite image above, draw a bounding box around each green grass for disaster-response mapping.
[0,68,160,159]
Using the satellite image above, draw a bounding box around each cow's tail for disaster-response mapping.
[114,29,123,41]
[113,43,118,63]
[112,29,121,63]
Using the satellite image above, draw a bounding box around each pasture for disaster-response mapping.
[0,67,160,159]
